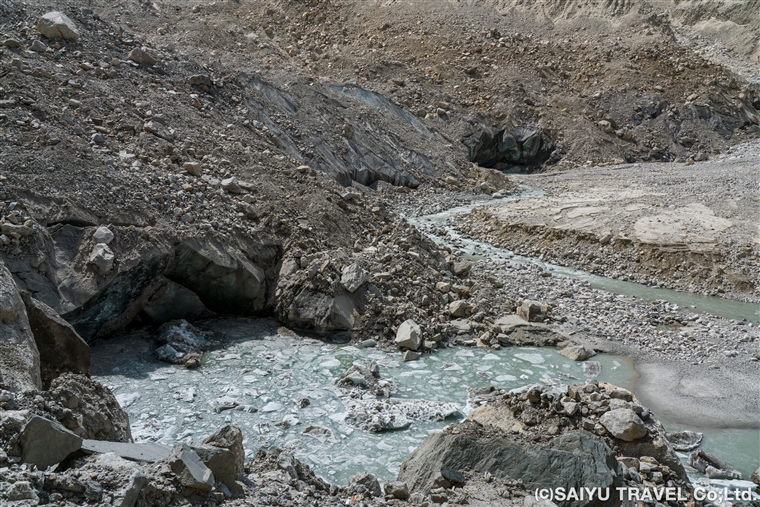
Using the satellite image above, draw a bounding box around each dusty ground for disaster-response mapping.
[456,140,760,303]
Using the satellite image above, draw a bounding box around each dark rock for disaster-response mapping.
[142,278,213,324]
[20,415,83,469]
[20,292,90,389]
[383,480,410,500]
[689,450,743,480]
[165,241,266,315]
[398,426,622,506]
[665,430,703,452]
[348,471,382,497]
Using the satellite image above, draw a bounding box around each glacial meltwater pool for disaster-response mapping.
[91,322,639,485]
[91,319,759,503]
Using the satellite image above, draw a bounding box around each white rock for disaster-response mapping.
[341,263,369,293]
[395,319,421,350]
[221,177,242,194]
[89,244,115,274]
[93,226,114,244]
[128,47,157,66]
[36,12,80,41]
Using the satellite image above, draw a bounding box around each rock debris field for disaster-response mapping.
[0,0,759,506]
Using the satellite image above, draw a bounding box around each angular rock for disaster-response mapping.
[7,481,38,501]
[87,453,150,507]
[201,425,245,481]
[516,299,551,322]
[89,243,115,274]
[128,47,157,65]
[494,315,564,347]
[403,350,420,362]
[449,299,469,317]
[20,292,91,388]
[395,319,421,350]
[0,262,41,392]
[30,39,48,52]
[168,444,215,491]
[20,415,83,469]
[665,430,703,452]
[340,262,369,293]
[221,177,243,194]
[399,427,622,503]
[183,162,202,176]
[750,465,760,486]
[143,120,172,141]
[383,480,410,500]
[689,450,743,480]
[599,409,647,441]
[559,344,596,361]
[349,471,382,497]
[451,260,472,277]
[93,226,114,244]
[36,11,80,41]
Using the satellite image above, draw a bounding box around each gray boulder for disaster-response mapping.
[750,465,760,486]
[348,471,382,497]
[36,11,80,41]
[599,409,647,441]
[516,299,551,322]
[6,481,38,501]
[194,425,245,493]
[0,262,41,392]
[665,430,703,452]
[398,426,622,507]
[20,292,90,389]
[559,345,596,361]
[494,315,564,346]
[395,319,421,350]
[340,262,369,293]
[168,444,215,491]
[689,450,743,480]
[127,47,157,66]
[20,415,83,469]
[383,480,410,500]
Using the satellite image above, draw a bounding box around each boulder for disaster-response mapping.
[348,471,382,497]
[89,243,115,274]
[395,319,421,350]
[45,374,132,442]
[559,344,596,361]
[449,299,469,318]
[285,289,356,333]
[340,262,369,293]
[127,47,157,65]
[383,480,410,500]
[402,350,420,362]
[494,315,564,346]
[93,226,114,244]
[36,11,80,41]
[665,430,703,451]
[689,450,743,480]
[200,425,245,482]
[168,444,215,491]
[86,453,150,507]
[599,409,647,441]
[221,177,243,194]
[0,262,41,392]
[451,260,472,277]
[398,426,622,506]
[81,440,172,463]
[516,299,551,322]
[20,415,83,469]
[6,481,38,502]
[20,292,90,388]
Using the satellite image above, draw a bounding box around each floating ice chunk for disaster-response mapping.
[262,401,284,413]
[320,359,341,368]
[483,354,499,361]
[455,349,475,357]
[116,392,141,408]
[514,353,545,364]
[495,375,518,382]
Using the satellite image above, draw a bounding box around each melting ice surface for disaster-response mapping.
[91,322,637,485]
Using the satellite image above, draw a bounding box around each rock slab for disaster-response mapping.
[20,415,83,469]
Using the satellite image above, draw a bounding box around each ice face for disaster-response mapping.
[91,328,638,485]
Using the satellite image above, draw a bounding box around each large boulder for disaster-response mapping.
[0,262,41,392]
[20,292,90,389]
[20,415,83,469]
[398,426,622,507]
[193,425,245,493]
[599,409,648,442]
[395,319,421,350]
[36,11,80,41]
[494,314,564,346]
[167,444,215,491]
